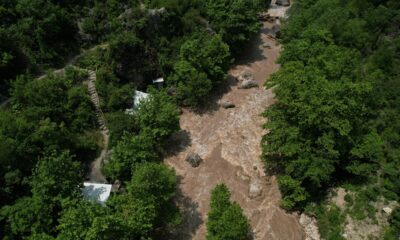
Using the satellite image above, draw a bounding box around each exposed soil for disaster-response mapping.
[87,128,108,183]
[165,3,305,239]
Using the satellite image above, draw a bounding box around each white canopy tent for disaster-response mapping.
[83,182,112,205]
[125,90,150,115]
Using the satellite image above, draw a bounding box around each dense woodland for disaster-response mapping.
[0,0,260,239]
[2,0,399,239]
[262,0,400,238]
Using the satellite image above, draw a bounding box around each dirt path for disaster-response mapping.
[87,128,108,183]
[165,3,304,240]
[37,63,109,183]
[0,98,10,109]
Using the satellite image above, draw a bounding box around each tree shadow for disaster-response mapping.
[164,130,192,157]
[192,21,274,116]
[234,24,270,67]
[192,74,238,115]
[166,176,203,240]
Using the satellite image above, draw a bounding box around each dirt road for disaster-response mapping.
[165,3,305,240]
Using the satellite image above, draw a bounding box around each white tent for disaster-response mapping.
[83,182,112,205]
[125,90,150,115]
[152,77,164,84]
[133,90,150,108]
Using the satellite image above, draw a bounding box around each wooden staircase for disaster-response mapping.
[87,70,108,133]
[85,69,109,183]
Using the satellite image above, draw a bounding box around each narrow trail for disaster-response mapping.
[165,2,304,240]
[0,98,10,109]
[85,70,109,183]
[35,49,110,183]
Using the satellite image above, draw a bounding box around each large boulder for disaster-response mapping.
[111,180,122,193]
[276,0,290,7]
[221,100,236,109]
[239,80,258,89]
[383,207,393,214]
[238,71,254,82]
[248,181,263,199]
[299,213,321,240]
[237,71,258,89]
[186,153,202,168]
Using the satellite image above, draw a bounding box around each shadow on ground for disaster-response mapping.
[235,26,269,67]
[192,74,238,115]
[164,176,203,240]
[164,130,192,158]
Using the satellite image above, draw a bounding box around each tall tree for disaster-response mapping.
[205,0,260,55]
[206,184,250,240]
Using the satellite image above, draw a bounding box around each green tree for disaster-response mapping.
[103,130,159,181]
[179,33,231,86]
[57,200,120,240]
[262,3,400,236]
[31,151,82,200]
[58,198,150,240]
[205,0,260,55]
[1,151,82,238]
[207,184,250,240]
[169,33,231,107]
[129,163,177,208]
[169,60,212,107]
[58,163,179,240]
[128,162,180,229]
[0,110,33,204]
[277,176,308,210]
[105,111,138,148]
[107,32,156,84]
[135,88,180,143]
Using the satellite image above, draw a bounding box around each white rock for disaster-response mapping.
[383,207,393,214]
[300,214,321,240]
[249,181,263,198]
[239,80,258,89]
[221,101,235,109]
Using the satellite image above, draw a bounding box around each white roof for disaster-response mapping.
[153,78,164,83]
[125,90,150,115]
[134,90,149,108]
[83,182,112,205]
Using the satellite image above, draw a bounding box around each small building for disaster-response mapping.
[83,182,112,205]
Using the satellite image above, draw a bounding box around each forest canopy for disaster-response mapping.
[0,0,264,239]
[263,0,400,238]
